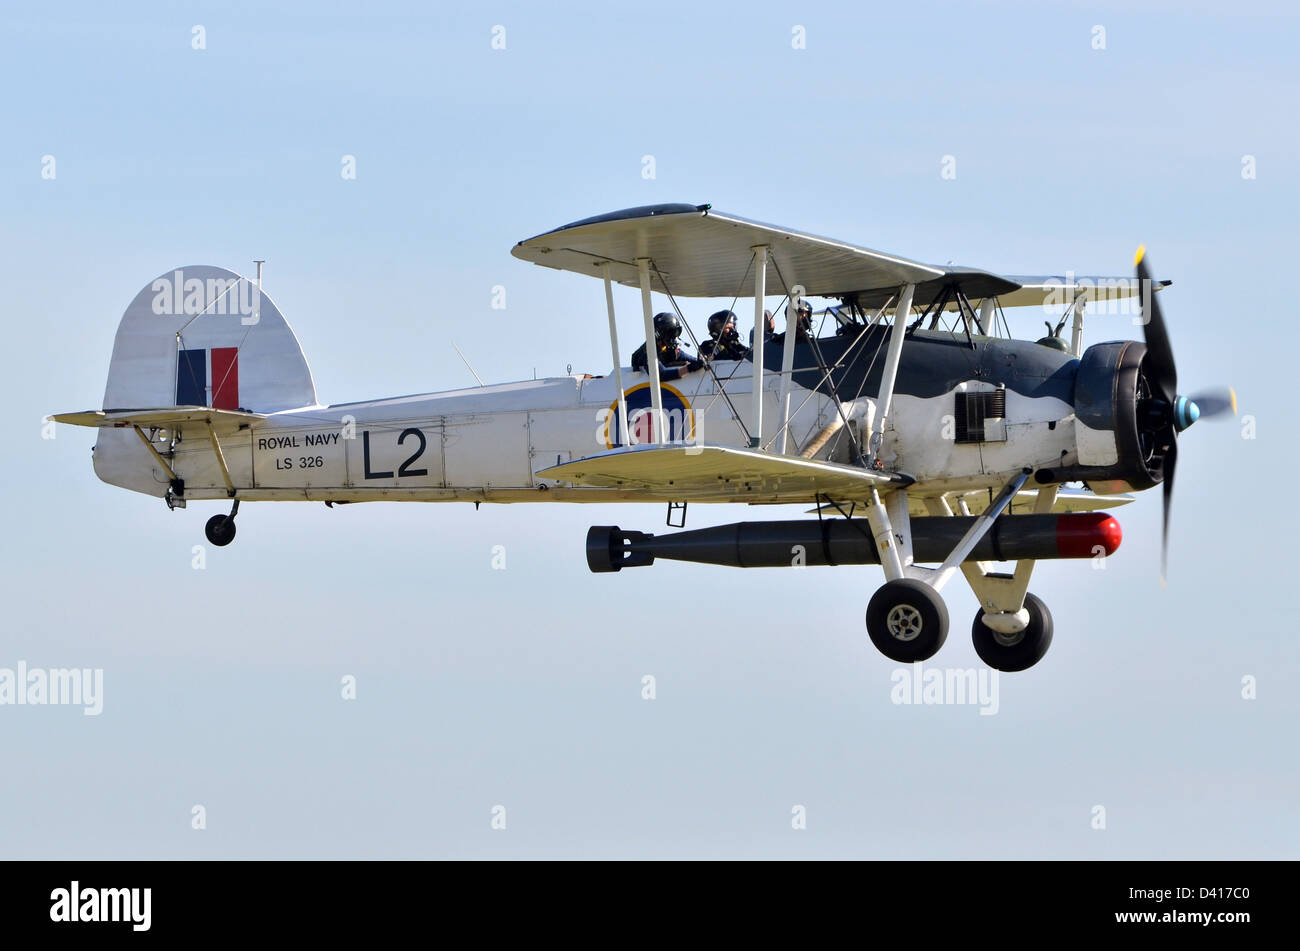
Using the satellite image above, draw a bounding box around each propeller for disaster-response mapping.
[1133,246,1235,580]
[1185,387,1237,420]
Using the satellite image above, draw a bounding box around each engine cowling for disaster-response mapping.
[1036,340,1164,492]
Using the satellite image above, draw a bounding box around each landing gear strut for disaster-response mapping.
[204,499,239,547]
[858,475,1062,671]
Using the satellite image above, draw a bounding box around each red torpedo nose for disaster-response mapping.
[1055,513,1123,558]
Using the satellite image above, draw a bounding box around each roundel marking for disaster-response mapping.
[605,382,695,448]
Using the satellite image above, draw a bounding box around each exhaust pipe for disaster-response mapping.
[587,514,1121,573]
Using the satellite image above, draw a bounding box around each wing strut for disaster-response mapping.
[776,284,799,454]
[770,252,866,463]
[650,261,753,446]
[749,245,768,447]
[1070,295,1086,357]
[205,422,236,498]
[636,258,665,444]
[601,264,630,444]
[868,283,916,466]
[133,425,178,482]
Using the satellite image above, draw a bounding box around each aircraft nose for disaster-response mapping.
[1174,396,1200,432]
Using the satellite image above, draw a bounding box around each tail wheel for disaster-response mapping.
[971,592,1053,672]
[204,515,237,547]
[866,579,949,663]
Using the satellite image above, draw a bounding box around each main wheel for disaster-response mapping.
[204,514,237,547]
[971,592,1053,672]
[866,579,949,663]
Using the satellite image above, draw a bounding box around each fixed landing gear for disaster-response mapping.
[204,500,240,547]
[860,475,1060,670]
[865,579,949,663]
[971,592,1053,672]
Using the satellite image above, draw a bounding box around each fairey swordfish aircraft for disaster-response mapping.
[53,203,1234,672]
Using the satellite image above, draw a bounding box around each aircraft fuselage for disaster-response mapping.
[91,329,1140,504]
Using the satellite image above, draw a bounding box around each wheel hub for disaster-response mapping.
[992,629,1025,648]
[885,604,924,641]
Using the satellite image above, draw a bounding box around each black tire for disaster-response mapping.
[866,579,949,663]
[971,592,1053,672]
[204,515,236,547]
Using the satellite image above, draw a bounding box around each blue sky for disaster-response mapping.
[1,0,1296,858]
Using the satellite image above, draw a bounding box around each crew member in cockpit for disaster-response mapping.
[631,312,703,381]
[772,298,814,345]
[700,310,751,361]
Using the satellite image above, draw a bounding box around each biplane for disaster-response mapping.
[52,203,1233,671]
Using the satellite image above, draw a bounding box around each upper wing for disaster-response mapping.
[511,203,943,298]
[512,203,1159,312]
[538,443,902,502]
[837,269,1160,313]
[52,406,266,434]
[996,275,1170,311]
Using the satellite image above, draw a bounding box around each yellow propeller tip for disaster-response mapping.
[1230,387,1238,415]
[1134,244,1146,267]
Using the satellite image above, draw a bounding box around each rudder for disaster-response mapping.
[102,264,317,413]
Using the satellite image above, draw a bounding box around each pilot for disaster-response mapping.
[772,298,814,345]
[749,309,775,348]
[632,312,703,381]
[700,309,751,361]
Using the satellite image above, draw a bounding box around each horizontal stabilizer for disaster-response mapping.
[539,443,899,501]
[52,406,266,434]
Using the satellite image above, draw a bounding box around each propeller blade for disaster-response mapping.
[1135,245,1177,404]
[1160,433,1176,582]
[1187,387,1237,419]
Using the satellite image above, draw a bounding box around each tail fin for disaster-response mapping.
[103,265,317,412]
